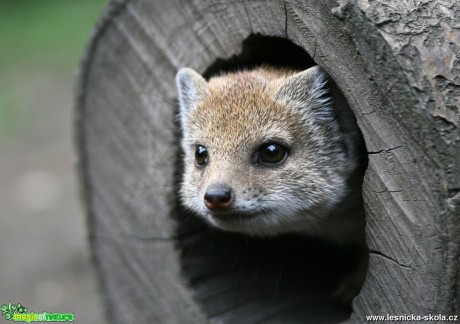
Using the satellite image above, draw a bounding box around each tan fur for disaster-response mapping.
[176,66,366,240]
[176,66,368,303]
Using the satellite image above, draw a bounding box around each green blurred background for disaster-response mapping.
[0,1,108,322]
[0,0,107,138]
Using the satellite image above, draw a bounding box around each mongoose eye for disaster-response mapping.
[195,145,208,167]
[257,143,288,165]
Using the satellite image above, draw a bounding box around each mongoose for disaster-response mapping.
[176,65,367,300]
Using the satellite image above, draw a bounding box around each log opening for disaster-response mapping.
[176,35,366,323]
[77,0,459,321]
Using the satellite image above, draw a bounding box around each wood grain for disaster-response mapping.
[76,0,460,322]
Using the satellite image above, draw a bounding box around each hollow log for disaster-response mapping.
[76,0,460,322]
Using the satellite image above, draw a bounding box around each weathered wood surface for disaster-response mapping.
[76,0,460,322]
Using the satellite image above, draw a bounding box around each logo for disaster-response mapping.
[1,302,74,322]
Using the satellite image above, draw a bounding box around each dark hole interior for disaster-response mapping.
[203,35,315,78]
[176,35,366,323]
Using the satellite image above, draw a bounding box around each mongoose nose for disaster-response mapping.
[204,185,234,210]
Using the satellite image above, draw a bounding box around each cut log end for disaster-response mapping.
[76,0,460,322]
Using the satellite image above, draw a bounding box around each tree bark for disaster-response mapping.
[76,0,460,322]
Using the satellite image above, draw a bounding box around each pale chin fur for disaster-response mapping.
[180,185,344,237]
[206,210,324,237]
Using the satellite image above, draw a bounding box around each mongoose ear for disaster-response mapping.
[275,66,332,121]
[275,66,328,101]
[176,68,210,118]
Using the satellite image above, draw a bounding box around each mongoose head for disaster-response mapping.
[176,66,357,236]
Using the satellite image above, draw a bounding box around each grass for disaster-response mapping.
[0,0,108,137]
[0,0,108,72]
